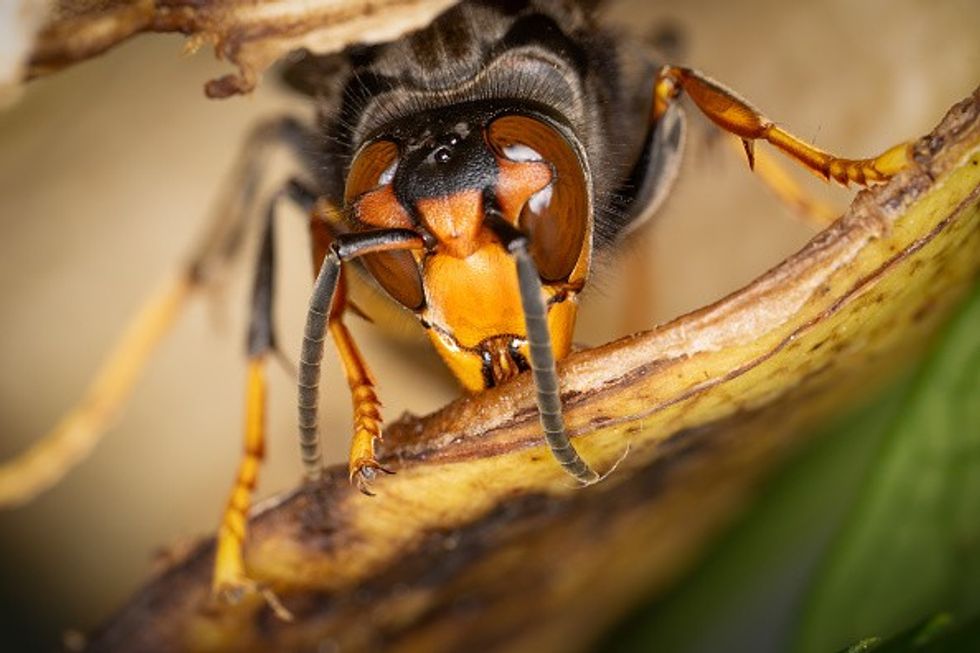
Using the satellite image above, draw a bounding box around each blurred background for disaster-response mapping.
[0,0,977,650]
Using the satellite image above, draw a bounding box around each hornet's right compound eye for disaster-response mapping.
[345,139,425,311]
[345,140,400,204]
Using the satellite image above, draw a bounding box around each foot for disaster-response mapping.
[212,568,257,605]
[349,457,394,496]
[212,570,294,621]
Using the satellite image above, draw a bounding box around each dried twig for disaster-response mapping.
[23,0,459,97]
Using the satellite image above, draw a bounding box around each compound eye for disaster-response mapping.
[345,139,424,310]
[345,139,399,204]
[487,115,589,283]
[361,249,425,310]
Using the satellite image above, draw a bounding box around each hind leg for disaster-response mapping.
[212,179,319,609]
[652,65,910,187]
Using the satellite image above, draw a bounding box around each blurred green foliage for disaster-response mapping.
[798,280,980,651]
[604,280,980,652]
[831,613,980,653]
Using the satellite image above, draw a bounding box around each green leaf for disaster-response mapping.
[600,281,980,653]
[600,374,910,652]
[832,613,980,653]
[796,281,980,652]
[834,614,950,653]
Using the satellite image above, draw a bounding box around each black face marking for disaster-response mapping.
[377,100,567,210]
[396,126,496,206]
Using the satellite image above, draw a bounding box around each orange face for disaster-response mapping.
[345,110,592,391]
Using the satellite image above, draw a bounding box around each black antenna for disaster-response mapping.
[487,211,599,484]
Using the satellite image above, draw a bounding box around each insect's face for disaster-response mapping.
[344,101,593,391]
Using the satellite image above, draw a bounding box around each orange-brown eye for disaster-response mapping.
[361,249,425,310]
[345,139,425,310]
[487,115,589,282]
[345,140,399,204]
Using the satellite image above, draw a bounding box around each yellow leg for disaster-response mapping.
[213,358,266,599]
[307,216,391,495]
[737,139,841,228]
[653,65,911,187]
[328,317,388,495]
[0,273,193,507]
[210,356,293,619]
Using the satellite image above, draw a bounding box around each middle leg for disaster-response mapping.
[212,179,318,606]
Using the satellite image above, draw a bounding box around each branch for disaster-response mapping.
[82,90,980,652]
[19,0,459,97]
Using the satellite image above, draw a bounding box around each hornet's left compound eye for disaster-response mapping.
[345,139,425,310]
[487,115,590,283]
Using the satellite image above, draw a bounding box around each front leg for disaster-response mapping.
[327,298,391,495]
[306,209,396,494]
[297,230,424,493]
